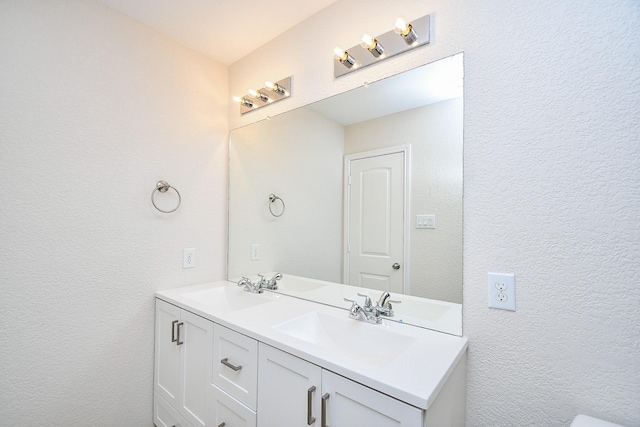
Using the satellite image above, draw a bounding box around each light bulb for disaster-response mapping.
[248,89,270,102]
[233,96,253,108]
[265,81,287,96]
[394,17,418,45]
[394,18,409,35]
[360,33,384,58]
[333,46,356,68]
[360,34,376,50]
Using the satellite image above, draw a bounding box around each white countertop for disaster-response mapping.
[156,280,468,410]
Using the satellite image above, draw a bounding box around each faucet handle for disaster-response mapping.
[343,298,361,318]
[357,293,373,308]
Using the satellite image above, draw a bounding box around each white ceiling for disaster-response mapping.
[94,0,340,65]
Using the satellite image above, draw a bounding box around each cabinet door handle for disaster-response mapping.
[176,322,184,345]
[321,393,330,427]
[218,423,226,427]
[171,320,178,343]
[307,385,316,425]
[220,358,242,371]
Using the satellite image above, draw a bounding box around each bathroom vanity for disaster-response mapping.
[153,281,468,427]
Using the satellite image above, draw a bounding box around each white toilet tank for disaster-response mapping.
[571,415,625,427]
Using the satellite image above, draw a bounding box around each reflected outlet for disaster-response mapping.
[488,272,515,311]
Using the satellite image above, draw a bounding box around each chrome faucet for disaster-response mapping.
[343,294,382,325]
[376,291,401,317]
[265,272,282,290]
[237,275,267,293]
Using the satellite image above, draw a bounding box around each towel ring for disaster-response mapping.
[268,193,285,217]
[152,180,181,213]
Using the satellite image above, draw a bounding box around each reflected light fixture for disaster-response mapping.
[394,18,418,45]
[361,34,385,58]
[334,46,356,68]
[232,76,292,115]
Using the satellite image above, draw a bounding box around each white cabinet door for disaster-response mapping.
[180,309,214,427]
[154,299,213,427]
[155,300,182,407]
[257,344,322,427]
[322,370,423,427]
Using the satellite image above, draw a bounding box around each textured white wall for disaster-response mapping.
[0,0,228,425]
[230,0,640,425]
[345,98,463,303]
[228,108,344,282]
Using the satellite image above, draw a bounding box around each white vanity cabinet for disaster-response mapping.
[155,283,468,427]
[155,299,213,427]
[257,344,423,427]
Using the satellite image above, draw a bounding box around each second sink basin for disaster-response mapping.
[273,311,416,365]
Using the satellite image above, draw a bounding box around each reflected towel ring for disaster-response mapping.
[151,180,181,213]
[268,193,285,217]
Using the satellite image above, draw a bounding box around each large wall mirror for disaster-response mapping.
[228,53,463,335]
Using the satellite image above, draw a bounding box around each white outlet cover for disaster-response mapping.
[183,248,195,269]
[488,272,515,311]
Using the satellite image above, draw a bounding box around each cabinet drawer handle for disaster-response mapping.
[307,385,316,425]
[220,358,242,371]
[171,320,178,343]
[218,423,226,427]
[321,393,330,427]
[176,322,184,345]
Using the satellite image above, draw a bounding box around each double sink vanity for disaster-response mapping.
[153,280,468,427]
[155,52,468,427]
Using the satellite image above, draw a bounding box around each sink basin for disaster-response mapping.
[182,286,275,312]
[273,311,416,365]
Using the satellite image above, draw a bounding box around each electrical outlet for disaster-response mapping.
[488,272,515,311]
[251,244,260,261]
[183,248,195,269]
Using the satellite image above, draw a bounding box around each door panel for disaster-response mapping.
[155,300,181,406]
[348,151,405,293]
[257,344,322,427]
[180,310,213,427]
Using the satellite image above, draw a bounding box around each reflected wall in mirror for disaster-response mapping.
[229,53,463,335]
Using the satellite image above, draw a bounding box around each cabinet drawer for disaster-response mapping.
[154,391,194,427]
[210,384,257,427]
[213,324,258,410]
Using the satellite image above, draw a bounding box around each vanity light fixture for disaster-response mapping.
[394,18,418,45]
[361,34,385,58]
[333,14,430,78]
[233,76,292,115]
[334,47,357,68]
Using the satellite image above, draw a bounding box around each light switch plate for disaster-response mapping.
[488,272,515,311]
[416,214,436,229]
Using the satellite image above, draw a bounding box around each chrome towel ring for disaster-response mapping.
[268,193,285,217]
[152,180,181,213]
